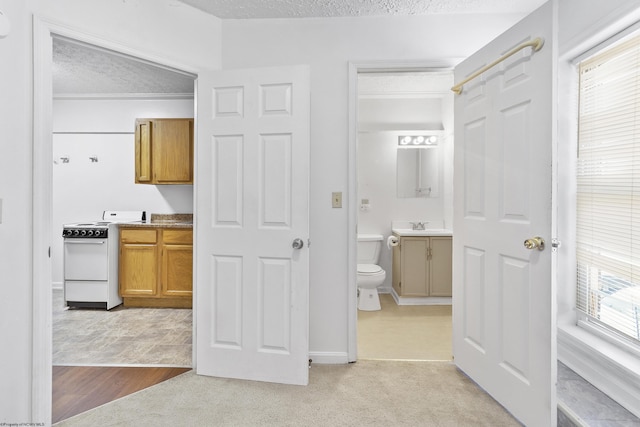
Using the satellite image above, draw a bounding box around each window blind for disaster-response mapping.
[576,32,640,343]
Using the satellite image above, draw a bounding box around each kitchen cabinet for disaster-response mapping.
[119,227,192,308]
[135,118,194,184]
[392,235,452,297]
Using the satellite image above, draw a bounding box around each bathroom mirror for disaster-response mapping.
[397,147,439,198]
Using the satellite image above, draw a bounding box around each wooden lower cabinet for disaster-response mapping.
[392,235,452,298]
[119,227,192,308]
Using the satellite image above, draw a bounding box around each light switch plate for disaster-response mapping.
[332,192,342,208]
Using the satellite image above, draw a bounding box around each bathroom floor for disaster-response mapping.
[357,293,452,361]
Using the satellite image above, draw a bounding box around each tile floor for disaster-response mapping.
[357,293,452,361]
[53,289,192,366]
[558,361,640,426]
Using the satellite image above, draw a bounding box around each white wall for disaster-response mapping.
[221,13,529,357]
[51,98,194,286]
[0,0,221,422]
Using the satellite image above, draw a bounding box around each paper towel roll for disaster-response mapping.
[387,235,399,249]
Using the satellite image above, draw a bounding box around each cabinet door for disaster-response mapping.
[135,119,152,183]
[392,241,401,295]
[400,237,429,296]
[153,119,193,183]
[119,243,158,296]
[429,237,452,297]
[161,244,193,297]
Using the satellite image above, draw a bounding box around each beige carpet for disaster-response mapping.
[358,294,452,361]
[56,360,519,426]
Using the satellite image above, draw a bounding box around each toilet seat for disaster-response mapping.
[357,263,382,275]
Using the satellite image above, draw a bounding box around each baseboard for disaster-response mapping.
[390,288,452,306]
[557,322,640,418]
[309,351,349,364]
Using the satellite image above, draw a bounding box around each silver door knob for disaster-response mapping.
[292,238,304,249]
[524,237,545,251]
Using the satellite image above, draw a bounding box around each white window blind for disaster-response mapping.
[577,32,640,343]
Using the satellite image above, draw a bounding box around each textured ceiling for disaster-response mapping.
[53,0,546,96]
[52,37,195,97]
[178,0,546,19]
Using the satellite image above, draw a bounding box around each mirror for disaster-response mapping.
[397,147,439,198]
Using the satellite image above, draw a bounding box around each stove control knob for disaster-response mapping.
[80,230,87,236]
[87,230,94,236]
[73,229,80,236]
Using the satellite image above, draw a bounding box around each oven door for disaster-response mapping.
[63,238,109,281]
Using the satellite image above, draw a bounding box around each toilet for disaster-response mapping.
[357,234,386,311]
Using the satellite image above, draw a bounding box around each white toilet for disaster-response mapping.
[357,234,386,311]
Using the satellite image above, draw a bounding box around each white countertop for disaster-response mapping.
[392,228,452,237]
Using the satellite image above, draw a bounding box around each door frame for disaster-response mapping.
[347,60,461,361]
[32,16,198,423]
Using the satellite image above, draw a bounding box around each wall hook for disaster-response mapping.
[89,156,99,163]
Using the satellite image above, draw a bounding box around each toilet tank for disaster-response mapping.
[357,234,383,264]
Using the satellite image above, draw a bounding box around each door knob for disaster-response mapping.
[292,238,304,249]
[524,237,545,251]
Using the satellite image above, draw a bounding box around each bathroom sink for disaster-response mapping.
[392,228,452,237]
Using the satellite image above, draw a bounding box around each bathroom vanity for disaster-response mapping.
[391,228,452,298]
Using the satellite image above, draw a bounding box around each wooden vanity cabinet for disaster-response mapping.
[135,118,194,184]
[392,235,452,297]
[119,227,193,308]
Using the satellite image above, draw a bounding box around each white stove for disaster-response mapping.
[62,211,145,310]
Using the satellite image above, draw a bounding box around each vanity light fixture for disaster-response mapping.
[397,135,438,147]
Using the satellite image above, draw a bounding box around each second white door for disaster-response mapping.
[196,65,311,385]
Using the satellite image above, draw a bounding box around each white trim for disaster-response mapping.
[347,60,461,364]
[309,351,350,365]
[558,321,640,418]
[557,401,588,427]
[53,93,195,100]
[32,16,198,424]
[32,16,53,424]
[390,289,451,306]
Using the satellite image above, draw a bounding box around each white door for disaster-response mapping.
[453,3,556,425]
[196,66,310,385]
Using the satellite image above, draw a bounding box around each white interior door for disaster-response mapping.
[453,3,556,425]
[196,65,310,385]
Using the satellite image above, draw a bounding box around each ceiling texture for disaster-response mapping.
[52,0,546,96]
[178,0,545,19]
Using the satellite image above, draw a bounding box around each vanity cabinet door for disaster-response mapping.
[400,237,430,297]
[429,237,452,297]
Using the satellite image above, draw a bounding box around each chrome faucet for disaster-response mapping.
[410,221,427,231]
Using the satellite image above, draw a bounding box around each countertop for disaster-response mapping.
[119,213,193,229]
[392,228,452,237]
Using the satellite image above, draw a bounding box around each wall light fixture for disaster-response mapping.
[397,135,438,147]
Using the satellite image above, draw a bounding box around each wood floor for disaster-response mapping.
[52,366,191,424]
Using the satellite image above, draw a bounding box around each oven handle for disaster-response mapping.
[64,240,106,244]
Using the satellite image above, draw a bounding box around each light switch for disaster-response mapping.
[332,192,342,208]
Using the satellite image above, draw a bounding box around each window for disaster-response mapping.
[576,31,640,344]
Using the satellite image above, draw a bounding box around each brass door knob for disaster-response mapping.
[524,237,545,251]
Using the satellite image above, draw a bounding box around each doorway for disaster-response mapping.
[349,65,455,361]
[33,19,199,422]
[50,35,195,368]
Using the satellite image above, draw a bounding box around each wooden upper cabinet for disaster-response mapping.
[135,118,194,184]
